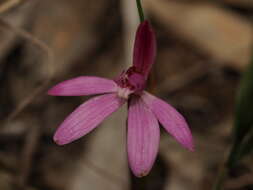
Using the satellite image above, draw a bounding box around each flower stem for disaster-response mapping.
[136,0,145,22]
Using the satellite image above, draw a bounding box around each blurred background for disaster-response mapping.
[0,0,252,189]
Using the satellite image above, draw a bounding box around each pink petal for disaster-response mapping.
[48,76,117,96]
[133,21,156,78]
[141,92,194,151]
[54,93,125,145]
[128,96,160,177]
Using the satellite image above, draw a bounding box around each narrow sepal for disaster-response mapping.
[48,76,117,96]
[141,92,194,151]
[128,96,160,177]
[54,94,125,145]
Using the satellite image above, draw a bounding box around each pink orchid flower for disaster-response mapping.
[48,21,194,177]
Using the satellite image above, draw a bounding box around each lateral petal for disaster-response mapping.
[128,96,160,177]
[141,92,194,151]
[48,76,117,96]
[54,93,125,145]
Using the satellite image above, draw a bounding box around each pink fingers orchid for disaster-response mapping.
[48,21,194,177]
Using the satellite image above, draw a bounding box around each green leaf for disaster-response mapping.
[227,51,253,168]
[234,57,253,144]
[238,128,253,159]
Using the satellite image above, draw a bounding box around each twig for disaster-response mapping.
[17,119,41,188]
[0,0,26,13]
[0,18,54,124]
[157,63,222,95]
[121,0,139,68]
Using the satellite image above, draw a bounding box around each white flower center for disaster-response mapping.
[117,87,132,99]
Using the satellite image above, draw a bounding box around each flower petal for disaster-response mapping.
[54,93,125,145]
[48,76,117,96]
[128,96,160,177]
[133,21,156,78]
[141,92,194,151]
